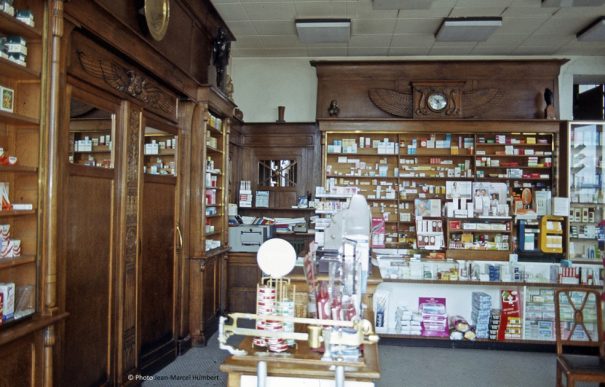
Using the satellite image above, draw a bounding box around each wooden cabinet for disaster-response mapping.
[189,248,228,344]
[320,119,562,260]
[188,86,235,345]
[227,252,261,313]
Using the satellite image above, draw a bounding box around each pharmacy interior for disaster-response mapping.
[0,1,604,386]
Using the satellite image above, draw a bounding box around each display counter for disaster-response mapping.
[220,336,380,387]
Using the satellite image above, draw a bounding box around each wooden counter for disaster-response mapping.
[220,336,380,387]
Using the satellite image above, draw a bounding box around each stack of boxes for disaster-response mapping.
[419,297,448,337]
[471,292,491,339]
[498,290,522,340]
[524,288,555,341]
[489,309,501,340]
[395,306,422,336]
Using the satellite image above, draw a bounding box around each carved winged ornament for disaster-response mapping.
[76,50,174,115]
[369,87,503,118]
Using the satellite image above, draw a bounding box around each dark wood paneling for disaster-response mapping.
[140,180,177,366]
[64,174,112,387]
[67,0,231,96]
[312,60,566,120]
[227,253,260,313]
[238,123,321,201]
[0,336,33,387]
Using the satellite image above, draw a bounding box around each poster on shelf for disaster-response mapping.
[472,182,508,217]
[371,218,385,248]
[446,181,472,200]
[255,191,269,208]
[414,198,441,217]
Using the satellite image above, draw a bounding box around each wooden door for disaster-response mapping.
[60,88,118,387]
[139,116,180,374]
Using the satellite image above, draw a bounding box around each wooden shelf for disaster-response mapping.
[144,148,176,156]
[475,143,551,147]
[0,56,40,79]
[446,249,510,260]
[0,110,39,126]
[326,175,398,179]
[239,207,315,211]
[0,165,37,173]
[0,11,42,39]
[477,166,552,170]
[398,176,473,180]
[381,277,601,289]
[0,209,36,217]
[207,125,223,135]
[474,154,552,158]
[0,255,35,270]
[206,145,223,154]
[327,151,398,156]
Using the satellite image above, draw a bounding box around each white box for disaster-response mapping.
[0,282,15,320]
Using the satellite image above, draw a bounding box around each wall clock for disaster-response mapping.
[141,0,170,42]
[427,91,448,112]
[412,81,464,118]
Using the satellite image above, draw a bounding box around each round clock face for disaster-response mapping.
[144,0,170,42]
[427,92,448,112]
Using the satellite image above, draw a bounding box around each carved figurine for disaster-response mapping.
[544,88,556,120]
[212,27,231,90]
[328,100,340,117]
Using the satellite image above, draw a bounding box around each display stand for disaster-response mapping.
[220,336,380,387]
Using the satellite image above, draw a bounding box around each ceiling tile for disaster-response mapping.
[348,47,390,56]
[388,46,432,55]
[394,18,442,34]
[483,32,527,45]
[256,48,309,56]
[228,21,257,37]
[243,3,296,20]
[232,36,263,48]
[252,20,296,35]
[349,34,393,47]
[397,7,454,18]
[523,34,574,47]
[510,0,542,6]
[430,41,477,55]
[552,6,605,18]
[347,0,399,19]
[471,45,516,55]
[352,19,397,34]
[214,3,249,21]
[449,7,508,17]
[212,0,239,3]
[534,17,595,35]
[391,33,435,46]
[430,45,477,54]
[295,2,348,17]
[307,47,349,56]
[232,48,274,57]
[260,35,307,48]
[498,17,548,34]
[512,45,559,54]
[455,0,512,5]
[502,6,554,18]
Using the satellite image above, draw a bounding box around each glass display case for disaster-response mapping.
[567,121,605,262]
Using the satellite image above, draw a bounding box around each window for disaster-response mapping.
[258,159,297,187]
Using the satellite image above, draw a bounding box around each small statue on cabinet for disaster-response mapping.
[328,99,340,117]
[212,27,231,90]
[544,88,556,120]
[224,74,234,99]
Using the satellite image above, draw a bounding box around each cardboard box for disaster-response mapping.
[0,282,14,320]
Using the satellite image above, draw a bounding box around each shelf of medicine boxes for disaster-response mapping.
[0,3,45,326]
[445,217,513,261]
[143,129,177,176]
[69,119,113,168]
[474,133,554,182]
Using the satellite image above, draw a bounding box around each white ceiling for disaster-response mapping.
[210,0,605,57]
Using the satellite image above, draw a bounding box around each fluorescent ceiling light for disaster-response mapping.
[435,17,502,42]
[577,17,605,41]
[372,0,433,10]
[295,19,351,44]
[542,0,605,6]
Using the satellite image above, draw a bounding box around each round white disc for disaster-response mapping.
[256,238,296,278]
